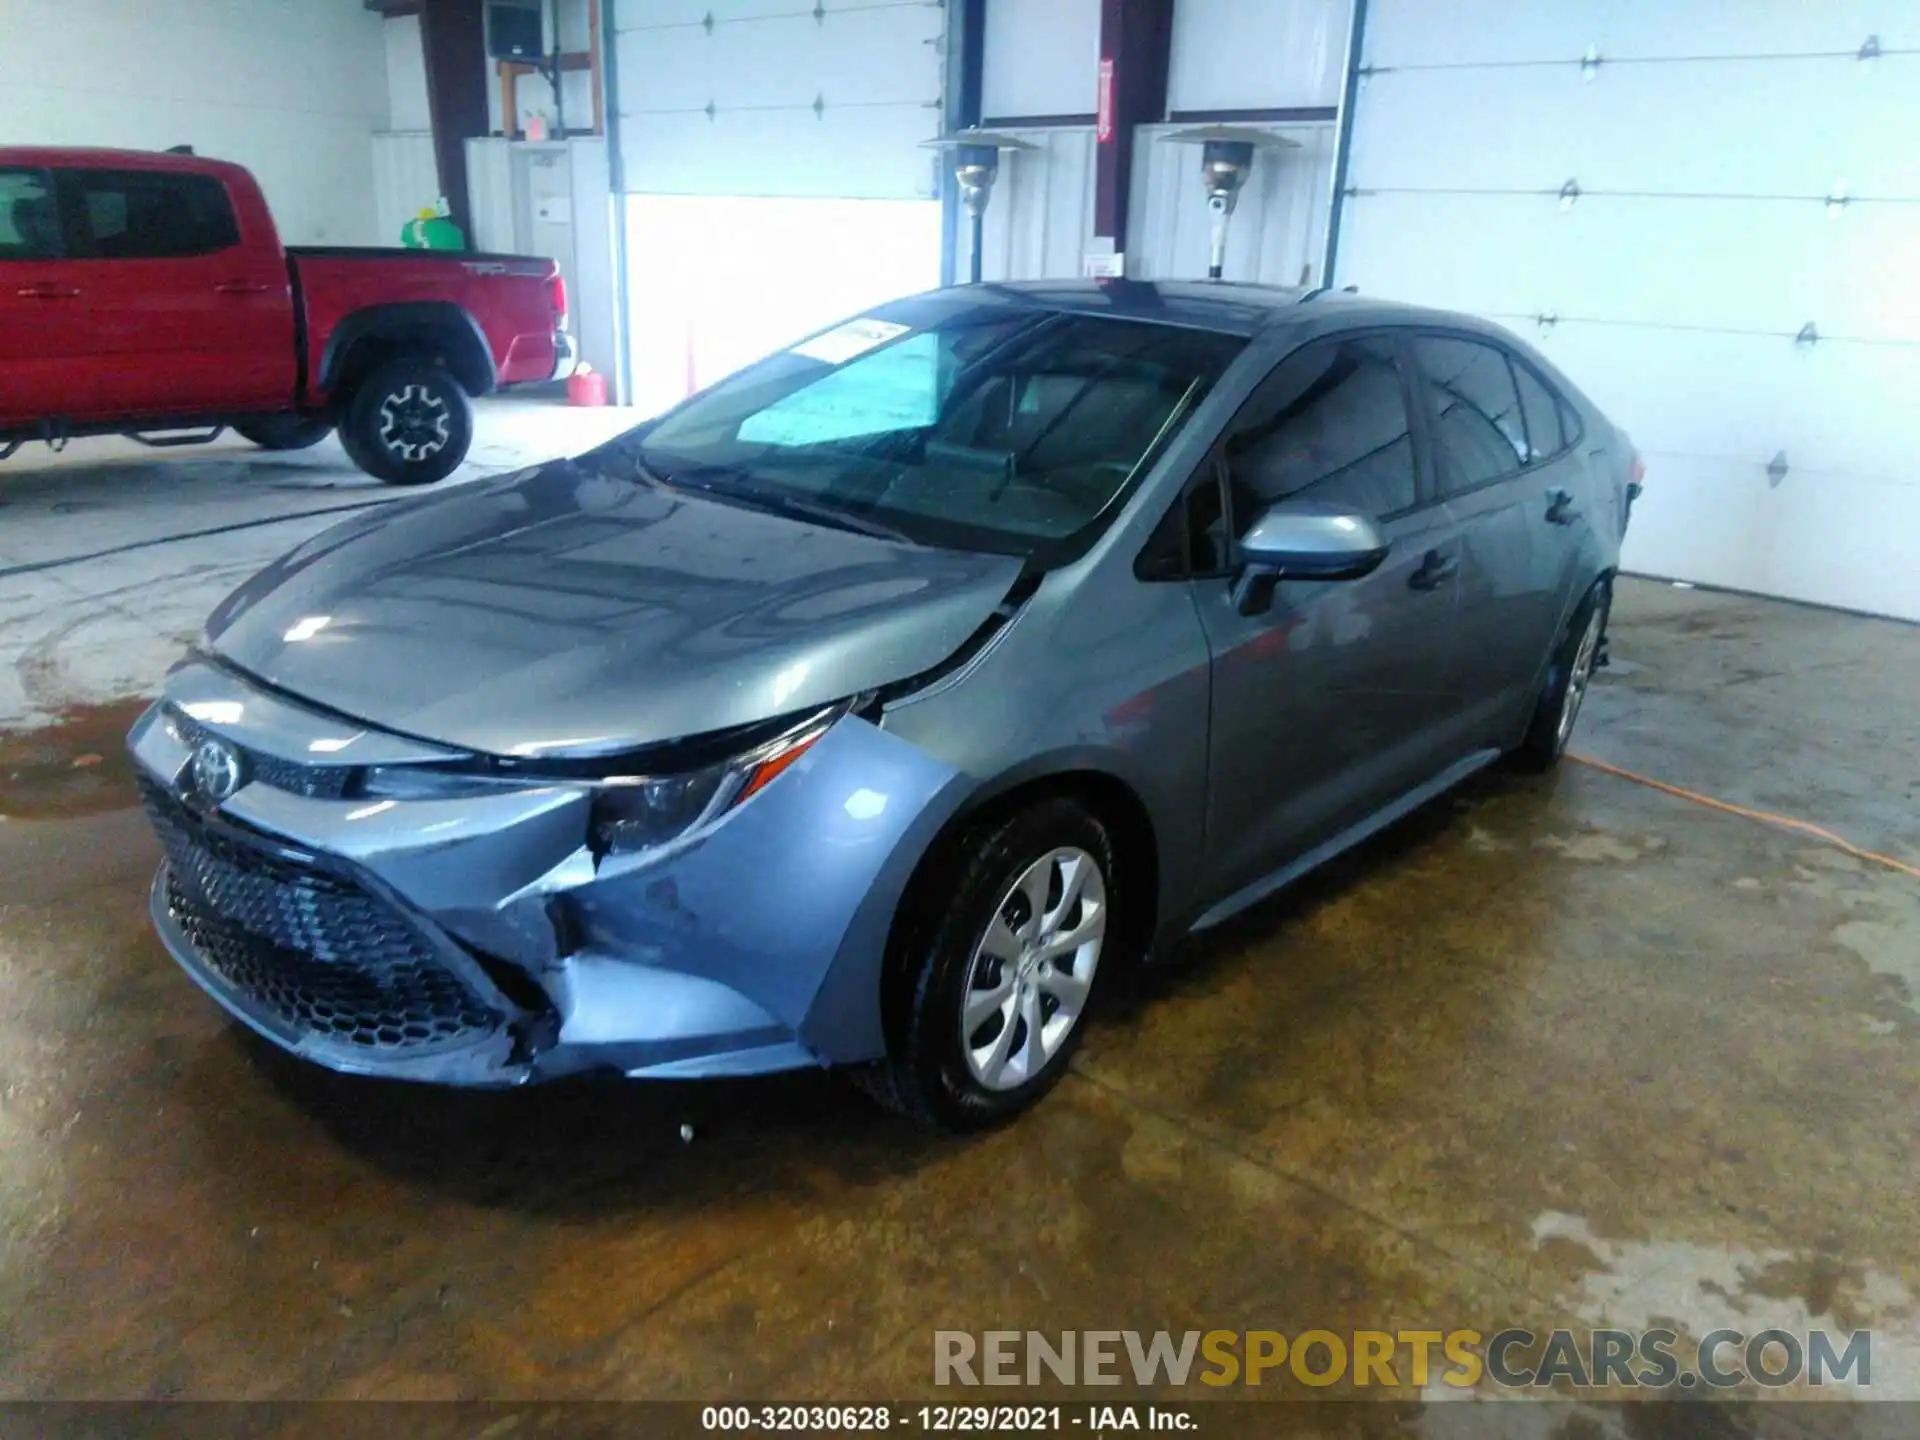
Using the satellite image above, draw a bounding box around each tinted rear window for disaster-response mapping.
[59,169,240,259]
[1512,356,1566,461]
[1412,335,1529,494]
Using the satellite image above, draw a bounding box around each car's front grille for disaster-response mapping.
[140,775,502,1053]
[170,710,354,800]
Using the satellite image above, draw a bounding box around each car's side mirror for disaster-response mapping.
[1231,500,1390,616]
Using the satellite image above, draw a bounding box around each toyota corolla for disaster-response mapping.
[128,280,1638,1129]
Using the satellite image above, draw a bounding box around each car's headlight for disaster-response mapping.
[358,704,844,859]
[589,706,837,857]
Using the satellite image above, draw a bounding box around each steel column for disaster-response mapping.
[420,0,492,240]
[1091,0,1175,258]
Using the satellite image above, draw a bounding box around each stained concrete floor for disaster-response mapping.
[0,421,1915,1435]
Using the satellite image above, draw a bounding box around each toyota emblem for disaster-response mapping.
[191,736,246,804]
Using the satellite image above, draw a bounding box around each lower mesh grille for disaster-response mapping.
[141,775,503,1053]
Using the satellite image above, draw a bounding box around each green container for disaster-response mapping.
[401,214,467,251]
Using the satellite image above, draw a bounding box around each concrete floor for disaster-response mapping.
[0,419,1915,1427]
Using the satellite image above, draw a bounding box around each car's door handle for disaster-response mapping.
[16,283,80,299]
[1408,549,1458,590]
[214,280,271,295]
[1545,487,1581,525]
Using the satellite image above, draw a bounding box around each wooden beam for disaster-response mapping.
[420,0,490,237]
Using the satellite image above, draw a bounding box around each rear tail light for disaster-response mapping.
[549,273,569,332]
[1630,452,1646,491]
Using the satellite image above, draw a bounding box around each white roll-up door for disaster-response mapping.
[1334,1,1920,621]
[612,0,947,414]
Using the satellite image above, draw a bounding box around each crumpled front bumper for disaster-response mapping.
[130,662,966,1086]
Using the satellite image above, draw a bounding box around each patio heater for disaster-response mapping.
[1160,126,1300,280]
[925,129,1037,284]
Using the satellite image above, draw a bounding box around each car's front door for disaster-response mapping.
[0,165,95,427]
[1407,333,1574,739]
[1189,333,1467,899]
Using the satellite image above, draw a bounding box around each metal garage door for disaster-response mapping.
[612,0,946,414]
[1332,1,1920,621]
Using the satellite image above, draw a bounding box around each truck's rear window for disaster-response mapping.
[58,169,240,260]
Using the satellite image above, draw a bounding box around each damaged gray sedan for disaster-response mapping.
[130,280,1635,1129]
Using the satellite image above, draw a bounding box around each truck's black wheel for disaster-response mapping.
[339,358,473,486]
[234,416,334,451]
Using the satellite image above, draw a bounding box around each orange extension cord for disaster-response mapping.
[1566,753,1920,881]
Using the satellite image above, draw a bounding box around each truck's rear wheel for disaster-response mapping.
[339,358,473,486]
[234,416,333,451]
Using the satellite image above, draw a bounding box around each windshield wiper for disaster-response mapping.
[650,459,917,545]
[736,489,918,545]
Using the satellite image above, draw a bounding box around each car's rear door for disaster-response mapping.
[1184,332,1468,898]
[1509,352,1601,619]
[0,165,96,427]
[57,166,293,420]
[1407,333,1571,741]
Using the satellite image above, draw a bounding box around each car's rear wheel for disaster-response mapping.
[1512,577,1610,771]
[858,798,1117,1131]
[338,357,473,485]
[234,416,333,451]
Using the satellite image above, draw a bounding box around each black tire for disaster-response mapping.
[338,357,473,486]
[1511,577,1611,772]
[856,797,1120,1132]
[234,416,333,451]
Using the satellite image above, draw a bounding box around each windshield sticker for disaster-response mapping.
[792,318,912,366]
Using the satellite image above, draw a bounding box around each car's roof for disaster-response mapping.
[963,278,1458,339]
[0,146,247,179]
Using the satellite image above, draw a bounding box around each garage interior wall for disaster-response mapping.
[978,0,1350,286]
[0,0,389,247]
[374,12,439,244]
[1334,0,1920,622]
[613,0,947,417]
[376,5,619,385]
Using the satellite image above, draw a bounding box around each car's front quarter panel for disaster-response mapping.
[877,542,1218,954]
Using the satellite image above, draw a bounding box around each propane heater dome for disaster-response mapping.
[924,129,1037,284]
[1160,126,1300,281]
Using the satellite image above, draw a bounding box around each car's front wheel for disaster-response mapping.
[860,798,1117,1131]
[338,357,474,485]
[1512,577,1610,770]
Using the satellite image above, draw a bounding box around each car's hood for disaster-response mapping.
[206,460,1024,757]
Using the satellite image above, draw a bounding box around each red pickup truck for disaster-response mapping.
[0,147,573,484]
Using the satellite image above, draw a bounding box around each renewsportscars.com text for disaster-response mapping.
[934,1328,1872,1391]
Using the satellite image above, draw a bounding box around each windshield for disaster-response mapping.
[634,304,1246,557]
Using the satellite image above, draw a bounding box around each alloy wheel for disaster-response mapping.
[960,847,1106,1092]
[1557,608,1604,748]
[377,384,453,463]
